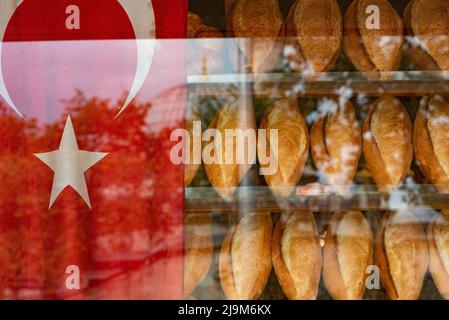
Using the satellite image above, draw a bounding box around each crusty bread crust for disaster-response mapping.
[410,0,449,71]
[357,0,403,72]
[428,210,449,299]
[204,101,256,201]
[184,214,214,297]
[258,99,309,197]
[310,99,362,195]
[362,96,413,193]
[272,212,322,300]
[323,211,373,300]
[374,211,429,300]
[414,96,449,192]
[188,12,206,38]
[219,213,273,300]
[343,1,378,76]
[229,0,285,74]
[286,0,342,75]
[403,1,440,71]
[343,0,403,79]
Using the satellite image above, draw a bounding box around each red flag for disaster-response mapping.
[0,0,186,299]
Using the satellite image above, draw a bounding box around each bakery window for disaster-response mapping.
[185,0,449,300]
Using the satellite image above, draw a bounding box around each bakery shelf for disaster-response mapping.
[184,185,449,213]
[187,71,449,98]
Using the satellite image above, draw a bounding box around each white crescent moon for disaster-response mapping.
[0,0,24,117]
[0,0,155,118]
[116,0,156,117]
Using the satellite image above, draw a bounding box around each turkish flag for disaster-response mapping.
[0,0,186,299]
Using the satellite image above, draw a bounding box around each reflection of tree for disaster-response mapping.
[0,88,184,299]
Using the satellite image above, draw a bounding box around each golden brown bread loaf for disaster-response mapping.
[362,96,413,193]
[323,211,373,300]
[258,99,309,197]
[188,12,225,75]
[228,0,285,74]
[219,213,272,300]
[285,0,342,77]
[272,212,322,300]
[310,100,362,195]
[188,11,206,38]
[185,119,201,187]
[414,96,449,193]
[375,211,429,300]
[404,0,449,71]
[204,100,256,200]
[403,0,440,71]
[184,214,214,297]
[343,0,403,79]
[428,210,449,300]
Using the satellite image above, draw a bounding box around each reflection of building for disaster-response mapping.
[145,86,186,134]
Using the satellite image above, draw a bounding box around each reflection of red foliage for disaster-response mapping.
[0,87,185,299]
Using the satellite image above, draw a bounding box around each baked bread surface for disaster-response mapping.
[375,211,429,300]
[272,212,322,300]
[323,211,373,300]
[409,0,449,71]
[310,100,362,194]
[219,213,273,300]
[204,100,256,200]
[362,96,413,193]
[414,96,449,192]
[428,210,449,299]
[285,0,342,75]
[184,214,214,297]
[344,0,403,79]
[258,99,309,197]
[403,0,440,71]
[229,0,285,74]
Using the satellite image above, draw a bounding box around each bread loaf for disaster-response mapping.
[184,214,214,297]
[272,212,322,300]
[310,99,362,194]
[285,0,342,77]
[362,96,413,193]
[343,0,403,79]
[323,211,373,300]
[414,96,449,193]
[374,211,429,300]
[203,100,256,200]
[188,12,225,75]
[404,0,449,71]
[428,210,449,299]
[228,0,285,74]
[258,99,309,197]
[219,213,272,300]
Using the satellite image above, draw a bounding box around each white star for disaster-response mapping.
[34,115,108,209]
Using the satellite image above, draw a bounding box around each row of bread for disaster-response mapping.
[188,0,449,78]
[185,210,449,300]
[185,95,449,198]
